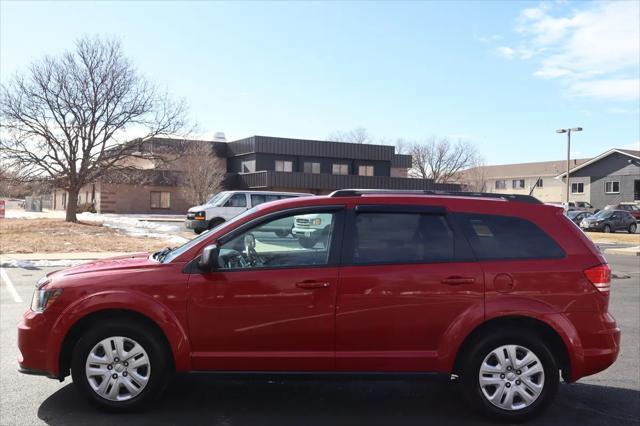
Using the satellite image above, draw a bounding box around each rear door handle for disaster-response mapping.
[295,281,331,289]
[441,276,476,285]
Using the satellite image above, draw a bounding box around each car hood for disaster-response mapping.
[583,216,605,223]
[187,204,209,213]
[46,252,154,283]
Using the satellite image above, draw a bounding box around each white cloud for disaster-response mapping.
[507,1,640,101]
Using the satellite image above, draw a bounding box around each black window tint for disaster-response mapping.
[251,194,266,206]
[226,194,247,207]
[456,213,564,260]
[352,213,454,264]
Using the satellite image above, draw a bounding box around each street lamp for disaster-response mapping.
[556,127,583,204]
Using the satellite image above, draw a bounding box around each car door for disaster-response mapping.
[610,212,621,230]
[335,205,484,372]
[187,206,345,371]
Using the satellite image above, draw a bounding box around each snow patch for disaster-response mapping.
[0,259,89,268]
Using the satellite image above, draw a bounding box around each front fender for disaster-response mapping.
[47,290,191,376]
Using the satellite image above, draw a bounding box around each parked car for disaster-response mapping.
[185,190,310,234]
[580,209,637,233]
[566,210,592,226]
[603,202,640,220]
[563,201,597,213]
[291,212,333,248]
[18,190,620,421]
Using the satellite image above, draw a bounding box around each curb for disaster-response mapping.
[603,247,640,256]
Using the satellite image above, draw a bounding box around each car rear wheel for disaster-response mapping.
[71,320,171,410]
[460,330,559,422]
[603,224,611,233]
[629,223,637,234]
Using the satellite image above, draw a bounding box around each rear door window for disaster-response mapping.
[455,213,564,260]
[350,212,454,264]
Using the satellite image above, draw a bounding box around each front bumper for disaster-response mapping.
[580,222,603,231]
[292,227,322,239]
[185,219,209,231]
[17,309,58,379]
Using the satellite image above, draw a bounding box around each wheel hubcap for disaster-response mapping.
[478,344,544,411]
[85,336,151,402]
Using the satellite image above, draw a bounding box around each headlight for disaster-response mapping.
[194,211,206,220]
[31,279,63,312]
[312,218,322,226]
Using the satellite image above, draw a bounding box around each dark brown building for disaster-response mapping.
[53,135,461,214]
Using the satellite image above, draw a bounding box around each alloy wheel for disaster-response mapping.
[478,344,545,411]
[85,336,151,401]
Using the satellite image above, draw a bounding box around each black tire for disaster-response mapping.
[460,328,559,422]
[208,218,225,230]
[194,228,204,235]
[275,229,290,238]
[603,224,611,233]
[629,223,637,234]
[71,319,171,411]
[298,236,318,249]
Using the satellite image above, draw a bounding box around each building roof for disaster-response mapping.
[555,148,640,178]
[464,158,590,179]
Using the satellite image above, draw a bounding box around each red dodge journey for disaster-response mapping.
[17,190,620,421]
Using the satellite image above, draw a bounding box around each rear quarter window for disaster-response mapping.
[455,213,565,260]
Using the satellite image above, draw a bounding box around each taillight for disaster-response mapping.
[584,264,612,294]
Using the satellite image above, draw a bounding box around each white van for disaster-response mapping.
[185,190,311,234]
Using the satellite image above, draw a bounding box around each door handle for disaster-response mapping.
[295,281,331,289]
[441,276,476,285]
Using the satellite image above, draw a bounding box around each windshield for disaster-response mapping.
[567,211,581,218]
[161,207,258,263]
[593,210,613,219]
[205,192,231,207]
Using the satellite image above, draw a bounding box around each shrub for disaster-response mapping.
[76,202,96,213]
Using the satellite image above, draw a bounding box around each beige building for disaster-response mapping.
[463,158,590,204]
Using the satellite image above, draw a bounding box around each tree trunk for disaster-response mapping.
[65,187,79,223]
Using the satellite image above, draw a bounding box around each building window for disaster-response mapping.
[303,162,321,174]
[332,163,349,175]
[358,165,374,176]
[605,181,620,194]
[150,191,171,209]
[241,160,255,173]
[536,179,543,188]
[495,180,506,190]
[275,160,293,172]
[512,179,525,189]
[571,182,584,194]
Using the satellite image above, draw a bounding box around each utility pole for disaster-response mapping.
[556,127,583,204]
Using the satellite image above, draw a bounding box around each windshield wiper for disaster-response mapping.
[154,247,174,262]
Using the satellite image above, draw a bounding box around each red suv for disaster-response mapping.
[18,190,620,421]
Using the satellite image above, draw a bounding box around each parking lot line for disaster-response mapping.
[0,267,24,303]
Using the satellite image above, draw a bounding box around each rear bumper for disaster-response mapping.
[565,312,620,381]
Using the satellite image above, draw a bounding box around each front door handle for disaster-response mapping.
[295,281,331,289]
[441,276,476,285]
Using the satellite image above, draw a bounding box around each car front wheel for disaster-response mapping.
[460,330,559,422]
[603,224,611,233]
[71,320,171,410]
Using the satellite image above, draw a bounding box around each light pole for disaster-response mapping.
[556,127,583,204]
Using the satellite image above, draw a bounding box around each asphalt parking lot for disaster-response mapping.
[1,255,638,425]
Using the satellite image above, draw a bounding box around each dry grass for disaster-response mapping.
[0,219,170,254]
[585,231,640,245]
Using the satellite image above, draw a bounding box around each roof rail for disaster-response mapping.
[328,189,542,204]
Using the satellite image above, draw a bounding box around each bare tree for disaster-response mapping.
[0,36,187,222]
[408,136,480,183]
[327,127,371,144]
[179,141,226,205]
[460,158,488,192]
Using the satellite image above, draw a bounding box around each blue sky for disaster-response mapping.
[1,1,638,165]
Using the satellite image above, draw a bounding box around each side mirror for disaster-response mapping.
[199,244,219,271]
